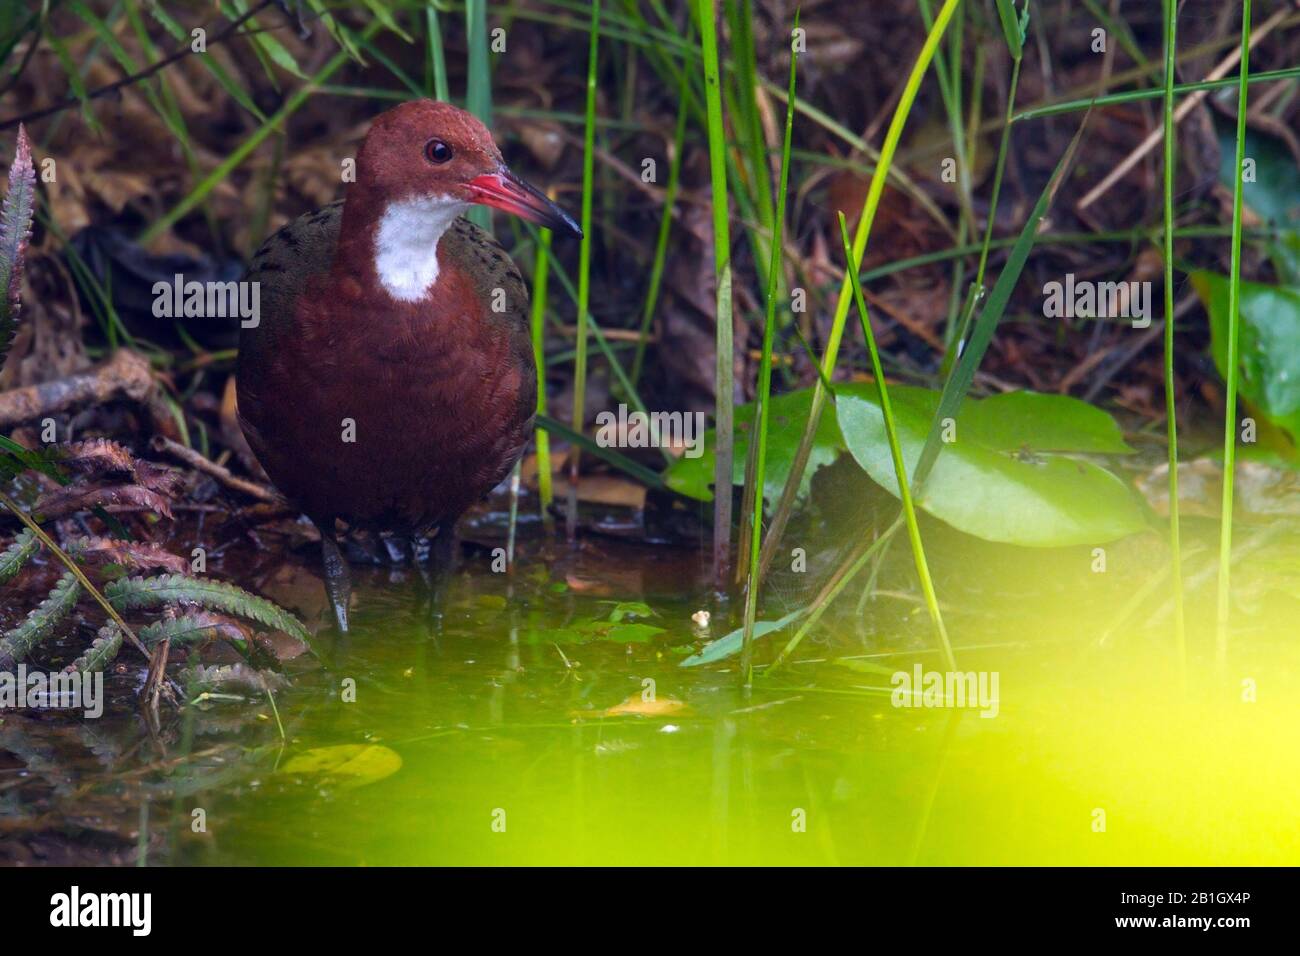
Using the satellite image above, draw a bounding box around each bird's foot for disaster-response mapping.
[319,530,353,634]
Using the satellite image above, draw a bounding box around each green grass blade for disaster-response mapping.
[755,0,961,586]
[140,19,384,245]
[697,0,735,588]
[531,226,554,524]
[1162,0,1186,685]
[1216,0,1252,673]
[913,112,1092,493]
[838,213,955,671]
[1012,66,1300,123]
[465,0,492,230]
[993,0,1026,60]
[425,5,450,101]
[740,14,798,686]
[567,0,600,542]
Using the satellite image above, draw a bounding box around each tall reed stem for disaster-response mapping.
[754,0,962,587]
[697,0,735,589]
[740,19,798,687]
[531,225,554,527]
[838,213,955,672]
[1161,0,1186,684]
[567,0,601,543]
[1216,0,1252,672]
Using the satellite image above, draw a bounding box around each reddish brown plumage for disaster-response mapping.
[237,101,576,545]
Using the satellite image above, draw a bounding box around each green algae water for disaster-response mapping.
[5,527,1298,866]
[149,531,1298,867]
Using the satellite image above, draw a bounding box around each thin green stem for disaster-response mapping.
[425,5,449,101]
[531,225,554,526]
[755,0,962,587]
[698,0,735,588]
[567,0,600,543]
[740,16,798,688]
[0,490,147,661]
[1161,0,1186,686]
[1216,0,1252,673]
[838,212,955,672]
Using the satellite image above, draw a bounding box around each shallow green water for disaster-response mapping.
[5,519,1297,866]
[154,532,1300,867]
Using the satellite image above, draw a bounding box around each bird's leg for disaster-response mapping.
[418,523,459,632]
[431,521,459,572]
[317,524,352,633]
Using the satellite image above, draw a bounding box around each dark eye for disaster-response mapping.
[424,139,453,164]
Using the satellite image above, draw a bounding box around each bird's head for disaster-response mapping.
[355,99,581,239]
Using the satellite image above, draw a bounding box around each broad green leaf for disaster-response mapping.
[837,388,1149,546]
[602,601,656,622]
[955,390,1133,453]
[665,388,847,504]
[1192,270,1300,441]
[279,744,401,790]
[667,384,1132,505]
[680,610,801,667]
[1216,123,1300,284]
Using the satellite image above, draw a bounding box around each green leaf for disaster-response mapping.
[279,744,402,790]
[993,0,1026,60]
[1215,123,1300,284]
[668,384,1133,508]
[937,389,1133,453]
[837,386,1149,546]
[602,601,655,622]
[680,610,801,667]
[665,388,846,504]
[1193,270,1300,442]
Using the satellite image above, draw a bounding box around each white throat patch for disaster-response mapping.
[374,195,468,302]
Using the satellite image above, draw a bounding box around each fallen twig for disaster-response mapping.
[150,435,281,504]
[0,349,154,428]
[1077,3,1293,211]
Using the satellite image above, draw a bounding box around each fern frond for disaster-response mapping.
[0,529,38,584]
[36,483,174,520]
[60,441,184,497]
[105,574,307,641]
[65,535,189,574]
[187,662,289,695]
[0,572,81,669]
[0,124,36,370]
[139,610,249,651]
[66,624,124,674]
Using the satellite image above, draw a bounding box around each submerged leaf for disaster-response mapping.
[139,611,250,650]
[278,744,402,789]
[590,694,689,718]
[67,625,124,674]
[680,610,802,667]
[0,572,81,670]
